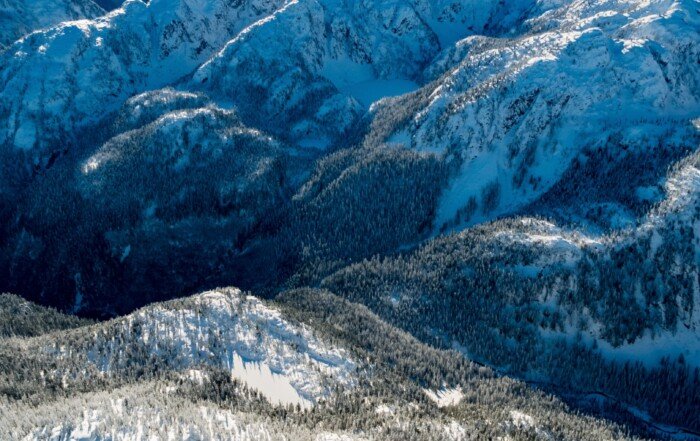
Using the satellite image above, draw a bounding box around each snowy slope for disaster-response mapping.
[370,0,700,232]
[0,289,651,441]
[321,203,700,431]
[0,0,540,161]
[0,0,291,172]
[2,382,361,440]
[488,212,700,368]
[595,144,700,367]
[191,0,536,145]
[0,0,104,47]
[38,288,358,406]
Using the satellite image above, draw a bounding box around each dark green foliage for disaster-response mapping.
[528,129,696,229]
[0,293,94,337]
[321,208,700,432]
[0,102,296,315]
[283,146,448,285]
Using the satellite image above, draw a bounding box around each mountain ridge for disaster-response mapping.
[0,0,699,438]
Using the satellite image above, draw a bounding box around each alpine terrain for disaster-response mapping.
[0,0,699,439]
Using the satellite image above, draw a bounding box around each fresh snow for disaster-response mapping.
[423,387,464,407]
[189,0,530,145]
[321,58,419,108]
[229,352,312,408]
[0,0,104,47]
[12,384,312,441]
[493,218,604,267]
[595,326,700,368]
[0,0,292,165]
[49,288,358,406]
[509,410,536,430]
[405,0,700,232]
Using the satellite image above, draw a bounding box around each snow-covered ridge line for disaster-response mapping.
[0,0,291,164]
[0,0,105,47]
[398,0,700,232]
[196,0,298,74]
[44,288,358,407]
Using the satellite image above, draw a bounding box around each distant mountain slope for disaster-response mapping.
[255,0,700,286]
[190,0,536,146]
[321,147,700,432]
[1,88,302,315]
[0,288,651,440]
[367,0,700,232]
[0,0,291,182]
[0,0,104,47]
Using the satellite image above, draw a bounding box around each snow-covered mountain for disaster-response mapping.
[41,288,359,406]
[321,144,700,432]
[0,0,291,177]
[190,0,535,145]
[0,0,104,48]
[0,288,658,440]
[1,0,700,437]
[372,0,700,232]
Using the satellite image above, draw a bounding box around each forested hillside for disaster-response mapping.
[1,289,660,440]
[0,0,698,438]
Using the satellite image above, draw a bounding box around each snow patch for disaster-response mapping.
[229,352,312,408]
[423,387,463,407]
[509,410,535,429]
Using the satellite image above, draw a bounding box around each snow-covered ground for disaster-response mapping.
[423,387,464,407]
[508,410,535,430]
[342,79,419,109]
[596,325,700,368]
[403,0,700,232]
[0,0,291,165]
[229,352,312,408]
[493,218,605,267]
[46,288,358,407]
[4,382,323,441]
